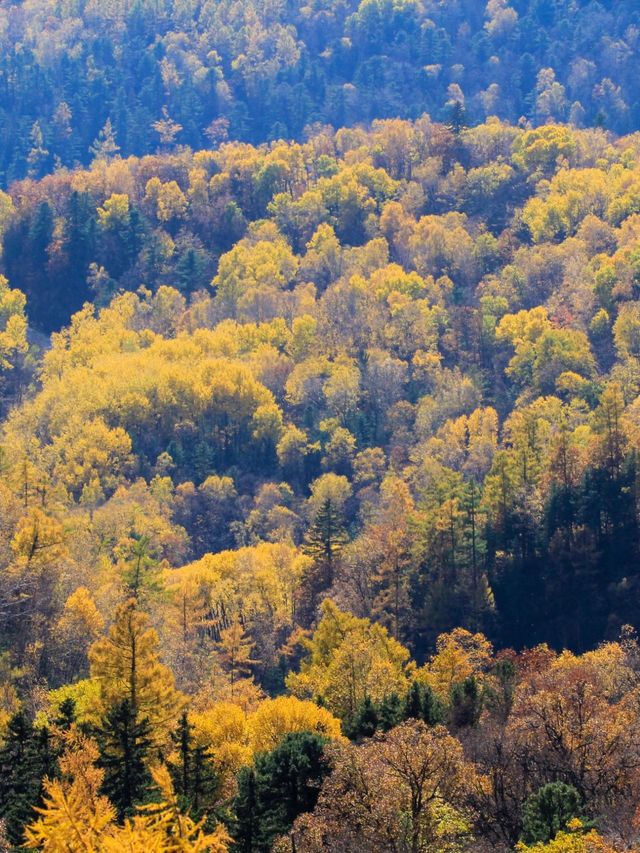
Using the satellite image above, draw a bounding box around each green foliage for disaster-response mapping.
[521,783,587,844]
[232,731,329,852]
[95,699,153,820]
[0,713,56,845]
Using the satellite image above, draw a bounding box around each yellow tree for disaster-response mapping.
[247,696,343,753]
[25,737,230,852]
[287,600,412,719]
[24,734,115,851]
[51,587,105,683]
[89,598,186,739]
[216,618,259,702]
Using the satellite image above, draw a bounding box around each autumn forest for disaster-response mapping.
[0,0,640,851]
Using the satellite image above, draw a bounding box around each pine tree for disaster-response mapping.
[346,696,379,740]
[450,676,483,728]
[303,497,349,575]
[378,692,403,732]
[421,684,445,727]
[96,698,152,819]
[233,732,329,853]
[233,767,259,853]
[447,100,467,136]
[403,681,423,721]
[299,496,349,625]
[521,782,587,844]
[169,712,220,823]
[0,712,55,845]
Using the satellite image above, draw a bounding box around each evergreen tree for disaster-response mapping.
[421,684,445,727]
[95,698,152,819]
[54,698,77,732]
[233,732,329,852]
[169,712,220,823]
[303,496,349,582]
[447,100,467,136]
[233,767,259,853]
[0,713,55,845]
[521,782,587,844]
[346,695,379,740]
[450,676,483,729]
[298,494,350,626]
[403,681,424,721]
[378,692,403,731]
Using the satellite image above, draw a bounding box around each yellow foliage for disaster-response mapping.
[286,600,412,718]
[190,703,253,794]
[516,820,623,852]
[25,737,230,853]
[24,734,116,851]
[248,696,343,752]
[421,627,493,699]
[89,598,186,740]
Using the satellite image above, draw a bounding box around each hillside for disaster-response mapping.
[1,3,640,852]
[1,0,638,183]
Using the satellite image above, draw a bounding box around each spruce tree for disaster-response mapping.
[169,711,219,823]
[421,684,445,727]
[95,698,152,819]
[299,496,349,626]
[450,676,483,728]
[233,767,259,853]
[0,712,55,845]
[378,692,403,731]
[233,731,329,852]
[346,695,379,740]
[403,681,424,720]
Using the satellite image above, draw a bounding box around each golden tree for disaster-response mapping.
[89,598,186,739]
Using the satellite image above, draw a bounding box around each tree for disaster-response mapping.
[23,734,115,851]
[25,736,230,852]
[27,121,49,178]
[51,587,104,685]
[153,107,183,150]
[168,712,220,823]
[298,474,351,625]
[522,783,586,844]
[89,598,186,741]
[233,731,329,852]
[0,712,56,845]
[287,600,411,720]
[346,695,379,740]
[247,697,342,753]
[90,119,120,162]
[293,721,478,853]
[95,698,152,819]
[216,618,259,701]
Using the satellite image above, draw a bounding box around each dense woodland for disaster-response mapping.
[1,2,640,850]
[1,0,639,184]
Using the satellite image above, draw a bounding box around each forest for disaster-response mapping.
[0,0,639,184]
[1,1,640,852]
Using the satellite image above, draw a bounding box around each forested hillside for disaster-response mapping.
[2,1,640,851]
[0,115,640,849]
[1,0,639,183]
